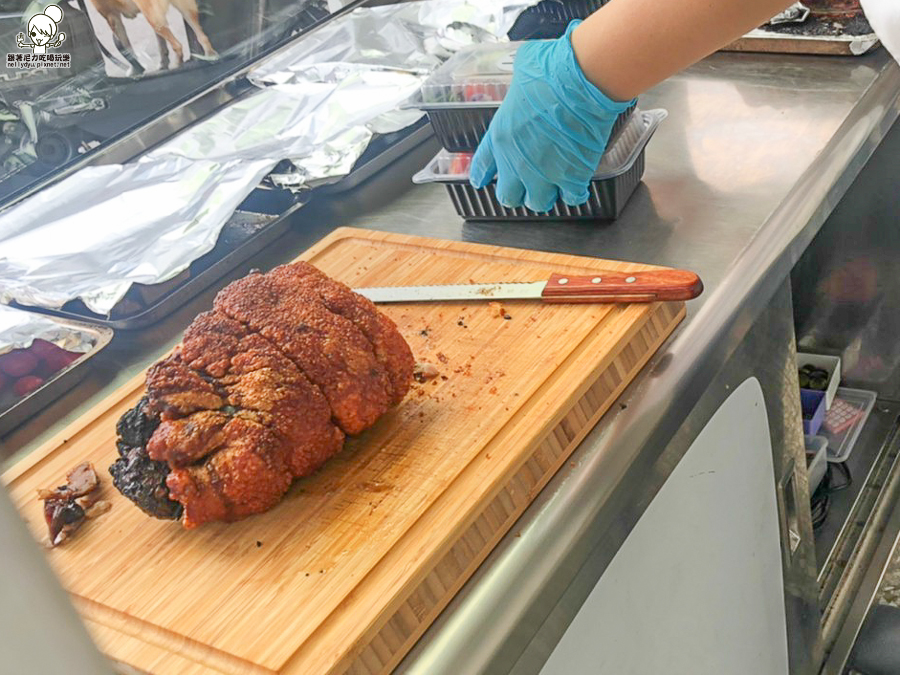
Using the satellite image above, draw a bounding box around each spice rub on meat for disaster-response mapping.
[110,262,414,528]
[269,264,413,405]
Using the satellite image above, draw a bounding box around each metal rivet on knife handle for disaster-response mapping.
[558,278,568,285]
[592,277,602,284]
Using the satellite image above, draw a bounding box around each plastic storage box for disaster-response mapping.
[805,435,828,494]
[406,41,636,153]
[797,352,841,409]
[412,108,665,221]
[823,387,877,463]
[801,389,827,436]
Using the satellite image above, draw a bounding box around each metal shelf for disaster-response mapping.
[814,399,900,665]
[816,400,900,579]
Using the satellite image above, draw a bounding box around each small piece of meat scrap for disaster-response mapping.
[413,362,440,383]
[38,462,102,547]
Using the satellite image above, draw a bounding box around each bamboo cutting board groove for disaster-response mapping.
[4,228,686,675]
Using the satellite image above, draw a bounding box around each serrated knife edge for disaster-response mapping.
[355,281,547,303]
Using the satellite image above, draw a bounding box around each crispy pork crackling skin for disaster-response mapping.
[110,262,413,528]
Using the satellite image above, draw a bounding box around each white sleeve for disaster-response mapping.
[861,0,900,62]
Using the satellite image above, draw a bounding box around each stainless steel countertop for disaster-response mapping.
[3,49,900,673]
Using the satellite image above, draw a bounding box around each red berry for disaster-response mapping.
[449,153,473,176]
[0,350,39,377]
[14,375,44,397]
[62,350,82,365]
[28,339,65,359]
[34,360,57,379]
[41,350,80,375]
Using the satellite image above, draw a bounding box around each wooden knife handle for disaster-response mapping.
[541,270,703,303]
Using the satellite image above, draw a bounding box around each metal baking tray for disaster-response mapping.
[15,186,306,330]
[0,313,112,436]
[321,117,434,194]
[413,109,664,221]
[723,28,879,56]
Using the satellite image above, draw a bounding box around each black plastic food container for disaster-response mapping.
[412,109,665,221]
[425,101,636,154]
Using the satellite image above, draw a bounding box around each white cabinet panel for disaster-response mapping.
[540,378,788,675]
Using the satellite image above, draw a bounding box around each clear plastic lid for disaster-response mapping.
[413,109,668,183]
[405,42,523,109]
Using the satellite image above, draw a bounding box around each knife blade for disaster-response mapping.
[355,270,703,304]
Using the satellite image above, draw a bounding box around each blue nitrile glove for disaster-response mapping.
[470,21,636,212]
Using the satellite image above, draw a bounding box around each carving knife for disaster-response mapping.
[355,270,703,304]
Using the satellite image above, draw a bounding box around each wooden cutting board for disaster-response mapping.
[4,228,686,675]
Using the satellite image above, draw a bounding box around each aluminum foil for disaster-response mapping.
[0,0,532,315]
[860,0,900,63]
[0,305,94,355]
[150,66,427,166]
[768,3,810,25]
[250,0,534,83]
[0,157,273,313]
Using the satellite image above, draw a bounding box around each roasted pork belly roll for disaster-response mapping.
[214,270,394,435]
[269,262,414,405]
[110,262,413,528]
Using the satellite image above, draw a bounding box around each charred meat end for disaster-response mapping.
[110,398,182,521]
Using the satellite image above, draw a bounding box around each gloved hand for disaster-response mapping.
[470,21,636,212]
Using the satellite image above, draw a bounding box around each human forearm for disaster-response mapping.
[571,0,794,101]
